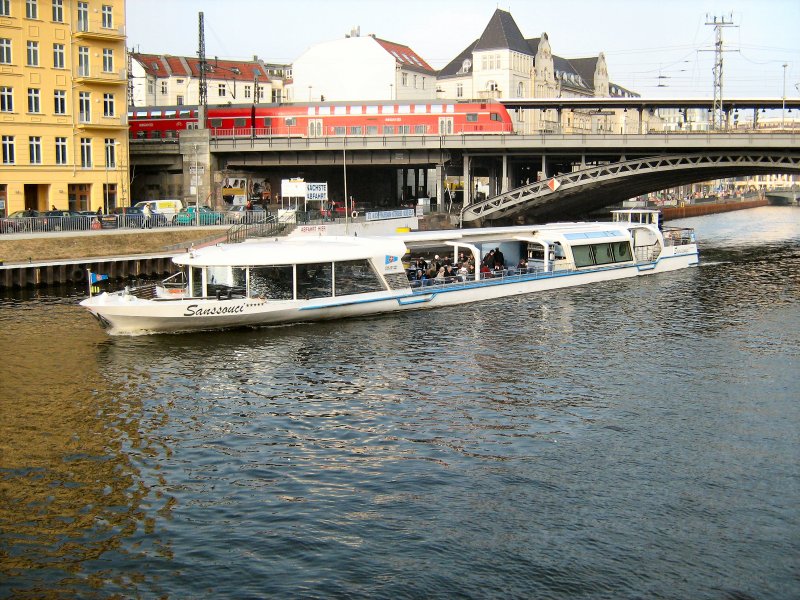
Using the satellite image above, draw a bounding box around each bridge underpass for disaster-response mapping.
[460,152,800,225]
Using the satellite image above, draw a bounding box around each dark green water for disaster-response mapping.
[1,207,798,599]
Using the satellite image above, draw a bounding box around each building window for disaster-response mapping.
[77,1,88,31]
[102,48,113,72]
[101,4,112,28]
[78,91,90,122]
[176,95,183,106]
[78,46,89,76]
[401,73,408,86]
[26,41,39,66]
[52,0,62,22]
[456,83,463,98]
[0,39,10,64]
[29,136,42,164]
[218,84,226,97]
[80,137,91,167]
[53,89,65,114]
[0,0,10,17]
[2,135,14,164]
[26,0,37,19]
[27,88,40,113]
[244,85,251,99]
[422,77,425,90]
[160,81,167,95]
[53,43,64,68]
[103,93,114,117]
[0,86,12,112]
[104,138,115,167]
[55,136,67,164]
[147,79,155,95]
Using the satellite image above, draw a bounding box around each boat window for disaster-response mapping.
[249,266,293,300]
[233,268,247,292]
[191,267,203,297]
[594,243,615,265]
[572,245,594,268]
[572,242,632,268]
[297,262,333,299]
[334,260,385,296]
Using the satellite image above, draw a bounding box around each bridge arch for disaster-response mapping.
[462,152,800,224]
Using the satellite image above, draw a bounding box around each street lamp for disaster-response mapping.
[782,63,788,129]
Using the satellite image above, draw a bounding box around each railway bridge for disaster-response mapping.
[129,97,800,221]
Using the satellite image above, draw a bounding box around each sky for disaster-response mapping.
[126,0,799,99]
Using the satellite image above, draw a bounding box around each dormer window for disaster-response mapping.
[459,58,472,74]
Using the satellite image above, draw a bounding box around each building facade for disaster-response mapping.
[436,10,647,135]
[289,28,436,102]
[0,0,128,215]
[129,52,287,107]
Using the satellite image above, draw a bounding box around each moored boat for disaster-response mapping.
[80,209,698,335]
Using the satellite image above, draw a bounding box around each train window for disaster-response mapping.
[318,106,330,116]
[350,106,362,115]
[334,126,345,136]
[127,111,134,120]
[365,106,379,115]
[164,110,176,118]
[263,117,272,127]
[490,113,501,121]
[366,126,378,135]
[165,130,175,139]
[285,117,296,126]
[234,118,247,127]
[382,105,395,114]
[134,110,147,119]
[350,126,362,135]
[414,125,426,134]
[430,105,444,114]
[334,106,346,116]
[466,113,478,122]
[307,106,316,115]
[151,130,161,139]
[413,104,427,113]
[398,105,411,114]
[399,125,410,134]
[151,110,162,119]
[136,130,145,138]
[383,126,395,134]
[179,109,191,118]
[209,118,223,128]
[446,104,455,113]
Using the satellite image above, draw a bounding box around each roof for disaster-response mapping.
[437,40,479,79]
[474,9,531,54]
[131,53,271,83]
[373,37,435,74]
[568,57,600,89]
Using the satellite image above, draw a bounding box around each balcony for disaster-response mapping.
[74,68,128,86]
[73,20,126,42]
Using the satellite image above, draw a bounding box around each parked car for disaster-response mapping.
[133,199,184,220]
[43,210,91,232]
[226,204,267,224]
[174,206,225,226]
[0,210,45,233]
[110,206,168,228]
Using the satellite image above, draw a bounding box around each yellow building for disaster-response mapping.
[0,0,127,216]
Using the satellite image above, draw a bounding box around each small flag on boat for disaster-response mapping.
[547,177,561,192]
[88,270,109,296]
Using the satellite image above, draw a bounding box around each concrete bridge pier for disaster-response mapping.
[180,130,214,209]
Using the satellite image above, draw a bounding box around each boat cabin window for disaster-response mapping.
[297,262,333,299]
[191,267,203,297]
[334,260,385,296]
[572,242,632,268]
[249,266,293,300]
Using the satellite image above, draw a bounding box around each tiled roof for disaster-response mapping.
[131,53,270,82]
[373,37,435,73]
[568,57,599,89]
[475,9,531,54]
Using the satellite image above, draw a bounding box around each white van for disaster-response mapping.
[134,199,184,220]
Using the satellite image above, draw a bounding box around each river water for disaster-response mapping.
[1,207,798,599]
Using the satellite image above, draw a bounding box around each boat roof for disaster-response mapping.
[174,235,409,267]
[174,221,642,267]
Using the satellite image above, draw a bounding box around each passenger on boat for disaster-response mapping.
[415,257,427,270]
[494,247,505,269]
[480,264,491,278]
[517,258,528,269]
[483,249,495,269]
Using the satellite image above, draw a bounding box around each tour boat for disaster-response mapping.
[80,210,698,335]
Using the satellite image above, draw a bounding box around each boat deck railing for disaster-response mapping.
[407,263,577,291]
[662,227,696,246]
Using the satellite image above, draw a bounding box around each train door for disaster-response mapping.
[438,117,454,135]
[308,119,323,138]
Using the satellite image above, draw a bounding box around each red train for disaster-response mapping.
[128,100,515,139]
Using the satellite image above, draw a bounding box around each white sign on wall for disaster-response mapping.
[306,182,328,201]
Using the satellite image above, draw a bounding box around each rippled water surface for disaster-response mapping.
[1,207,798,599]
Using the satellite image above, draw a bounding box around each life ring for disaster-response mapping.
[351,211,358,219]
[90,219,101,230]
[73,268,86,282]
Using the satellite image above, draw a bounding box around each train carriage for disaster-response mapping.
[129,100,514,140]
